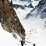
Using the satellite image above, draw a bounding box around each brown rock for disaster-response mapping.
[0,0,25,40]
[0,0,4,12]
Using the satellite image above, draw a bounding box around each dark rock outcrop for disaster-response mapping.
[0,0,25,40]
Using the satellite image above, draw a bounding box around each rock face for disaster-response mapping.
[0,0,25,40]
[0,0,4,12]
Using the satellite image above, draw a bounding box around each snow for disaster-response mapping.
[21,17,46,46]
[14,7,33,20]
[0,0,46,46]
[32,1,39,7]
[12,0,30,6]
[0,23,19,46]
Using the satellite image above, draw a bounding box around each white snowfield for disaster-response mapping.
[0,0,46,46]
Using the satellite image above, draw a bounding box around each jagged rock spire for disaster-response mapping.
[10,0,13,6]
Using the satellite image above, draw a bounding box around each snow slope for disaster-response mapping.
[0,23,20,46]
[14,0,46,46]
[0,0,46,46]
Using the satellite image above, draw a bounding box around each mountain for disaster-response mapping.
[26,0,46,19]
[9,0,33,9]
[0,0,46,46]
[28,3,34,8]
[12,3,33,9]
[25,0,46,29]
[0,0,25,40]
[12,4,25,9]
[4,0,46,43]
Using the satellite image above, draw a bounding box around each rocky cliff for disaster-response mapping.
[0,0,25,40]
